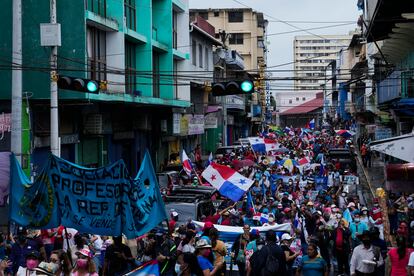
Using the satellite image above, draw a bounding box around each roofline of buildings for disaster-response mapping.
[190,23,223,46]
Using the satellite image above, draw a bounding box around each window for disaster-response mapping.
[198,44,203,68]
[125,41,136,94]
[87,0,106,17]
[257,37,264,48]
[152,52,160,97]
[192,40,197,66]
[302,97,306,101]
[173,61,178,99]
[198,12,208,20]
[228,11,243,22]
[124,0,136,30]
[296,97,299,101]
[289,99,292,104]
[229,33,243,45]
[214,11,219,17]
[172,11,177,49]
[215,33,220,39]
[205,47,209,71]
[87,26,106,81]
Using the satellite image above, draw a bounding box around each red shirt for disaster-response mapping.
[169,220,177,230]
[221,218,231,226]
[388,248,413,276]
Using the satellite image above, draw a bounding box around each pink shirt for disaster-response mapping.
[388,247,413,276]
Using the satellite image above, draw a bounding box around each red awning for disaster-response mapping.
[281,97,323,115]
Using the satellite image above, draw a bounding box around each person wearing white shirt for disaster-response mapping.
[350,230,383,276]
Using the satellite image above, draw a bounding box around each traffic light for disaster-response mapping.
[211,80,254,96]
[57,75,100,94]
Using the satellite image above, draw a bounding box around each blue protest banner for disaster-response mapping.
[10,151,167,238]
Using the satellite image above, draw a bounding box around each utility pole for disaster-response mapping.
[50,0,59,156]
[11,0,22,163]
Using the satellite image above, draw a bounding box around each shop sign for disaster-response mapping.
[375,127,392,140]
[188,114,205,135]
[172,113,181,134]
[180,115,189,136]
[205,113,218,129]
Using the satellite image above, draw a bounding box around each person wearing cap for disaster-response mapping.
[195,239,223,276]
[281,233,300,276]
[10,229,46,275]
[169,211,179,231]
[360,207,371,227]
[350,211,369,249]
[15,251,41,276]
[350,230,383,276]
[71,248,98,276]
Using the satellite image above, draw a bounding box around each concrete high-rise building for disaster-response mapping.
[189,8,268,71]
[293,35,352,91]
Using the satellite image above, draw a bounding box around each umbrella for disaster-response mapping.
[279,159,299,171]
[335,129,355,138]
[232,159,255,169]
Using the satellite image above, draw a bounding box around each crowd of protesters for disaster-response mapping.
[1,126,414,275]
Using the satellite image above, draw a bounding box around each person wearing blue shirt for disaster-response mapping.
[349,212,368,248]
[297,243,328,276]
[196,239,223,276]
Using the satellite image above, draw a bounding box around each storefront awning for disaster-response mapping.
[370,131,414,163]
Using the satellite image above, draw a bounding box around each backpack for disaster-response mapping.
[260,246,280,276]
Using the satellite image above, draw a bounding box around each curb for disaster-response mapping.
[356,152,376,199]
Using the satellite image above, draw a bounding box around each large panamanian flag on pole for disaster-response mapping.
[202,162,254,201]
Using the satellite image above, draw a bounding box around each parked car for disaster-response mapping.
[157,171,181,194]
[164,187,216,225]
[215,145,242,158]
[328,148,357,171]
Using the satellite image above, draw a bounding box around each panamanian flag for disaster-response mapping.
[202,162,254,201]
[264,138,279,152]
[182,150,193,177]
[253,212,269,224]
[248,137,266,153]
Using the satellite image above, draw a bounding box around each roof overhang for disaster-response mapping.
[370,131,414,163]
[191,24,223,46]
[366,1,414,42]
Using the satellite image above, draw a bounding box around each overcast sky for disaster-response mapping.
[189,0,361,89]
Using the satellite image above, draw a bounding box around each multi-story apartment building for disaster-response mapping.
[0,0,191,174]
[189,8,268,71]
[293,35,352,91]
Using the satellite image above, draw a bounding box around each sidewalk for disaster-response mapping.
[356,152,385,204]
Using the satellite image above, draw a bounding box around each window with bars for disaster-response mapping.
[152,52,160,98]
[86,26,107,81]
[125,41,136,94]
[229,33,243,45]
[198,44,203,68]
[192,40,197,66]
[228,11,243,22]
[173,11,178,49]
[86,0,107,17]
[124,0,136,31]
